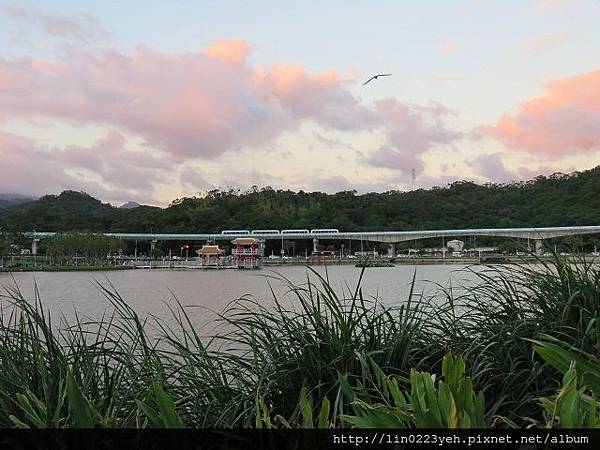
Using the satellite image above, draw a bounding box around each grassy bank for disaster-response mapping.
[0,254,598,428]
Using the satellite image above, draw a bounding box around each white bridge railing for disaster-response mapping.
[23,225,600,244]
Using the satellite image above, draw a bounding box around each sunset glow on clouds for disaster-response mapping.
[0,1,599,204]
[482,71,600,156]
[0,37,457,200]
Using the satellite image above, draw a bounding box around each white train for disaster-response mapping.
[221,230,251,235]
[223,229,340,236]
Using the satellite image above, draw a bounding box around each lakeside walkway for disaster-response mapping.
[3,254,596,272]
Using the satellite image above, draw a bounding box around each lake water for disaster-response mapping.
[0,265,479,333]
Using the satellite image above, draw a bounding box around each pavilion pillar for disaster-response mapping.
[32,238,39,255]
[313,238,319,253]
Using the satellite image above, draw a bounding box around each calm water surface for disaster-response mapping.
[0,265,479,332]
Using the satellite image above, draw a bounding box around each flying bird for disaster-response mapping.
[362,73,392,86]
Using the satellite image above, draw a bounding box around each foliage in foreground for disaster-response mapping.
[432,255,600,421]
[0,254,599,428]
[340,353,488,428]
[532,330,600,428]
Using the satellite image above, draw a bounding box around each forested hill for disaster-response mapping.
[2,167,600,233]
[0,194,35,213]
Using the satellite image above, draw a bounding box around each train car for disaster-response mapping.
[221,230,251,235]
[310,229,340,234]
[281,229,310,235]
[251,230,280,235]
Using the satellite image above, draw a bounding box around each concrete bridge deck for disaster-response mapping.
[24,225,600,243]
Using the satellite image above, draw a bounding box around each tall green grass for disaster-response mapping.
[0,254,598,428]
[212,268,433,426]
[430,255,600,422]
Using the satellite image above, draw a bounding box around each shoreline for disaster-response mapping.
[2,255,589,272]
[0,265,135,273]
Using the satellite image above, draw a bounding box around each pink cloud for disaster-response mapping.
[59,131,169,192]
[366,99,461,174]
[1,4,110,42]
[471,153,519,183]
[254,64,380,130]
[0,39,456,171]
[0,45,285,159]
[517,164,577,180]
[0,38,462,200]
[0,131,77,196]
[0,130,163,204]
[469,153,580,185]
[0,43,345,159]
[481,71,600,156]
[178,167,214,192]
[203,39,249,64]
[367,144,425,175]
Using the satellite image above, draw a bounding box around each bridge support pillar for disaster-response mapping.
[313,238,319,253]
[534,239,544,256]
[387,243,395,257]
[32,238,39,255]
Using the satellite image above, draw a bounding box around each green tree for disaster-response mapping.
[46,232,124,266]
[0,231,11,268]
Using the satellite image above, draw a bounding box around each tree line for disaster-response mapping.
[43,232,124,265]
[2,167,600,235]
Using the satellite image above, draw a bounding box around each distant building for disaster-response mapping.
[196,245,224,266]
[231,237,261,268]
[447,240,464,252]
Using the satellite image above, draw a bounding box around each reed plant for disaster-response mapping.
[211,268,434,426]
[430,253,600,422]
[0,253,598,428]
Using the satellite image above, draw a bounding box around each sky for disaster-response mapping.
[0,0,599,206]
